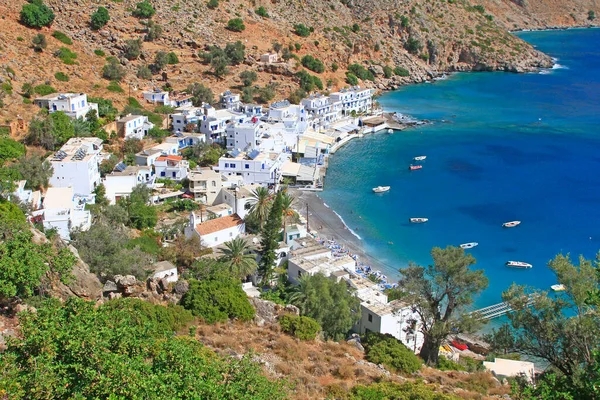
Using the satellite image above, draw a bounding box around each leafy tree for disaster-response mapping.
[0,221,75,299]
[224,41,245,65]
[187,82,214,106]
[50,111,75,144]
[25,114,56,149]
[293,23,311,37]
[483,323,516,355]
[137,64,152,79]
[383,65,393,78]
[17,155,53,190]
[123,38,142,60]
[394,66,410,77]
[278,314,320,340]
[0,201,26,225]
[347,63,375,81]
[258,190,282,285]
[362,333,422,373]
[280,191,296,240]
[346,72,359,85]
[20,0,55,28]
[501,253,600,397]
[72,117,91,137]
[133,0,155,18]
[256,6,269,18]
[249,186,271,230]
[288,273,361,340]
[174,235,205,268]
[102,57,126,81]
[207,0,219,9]
[211,55,229,79]
[288,88,307,105]
[242,86,255,103]
[0,138,25,163]
[240,70,258,87]
[145,20,162,41]
[398,246,488,366]
[167,52,179,64]
[589,10,596,21]
[180,277,255,323]
[153,50,169,71]
[301,55,325,73]
[99,154,119,176]
[89,96,118,119]
[404,36,423,55]
[31,33,47,52]
[226,18,245,32]
[91,6,109,30]
[219,238,258,280]
[296,70,323,92]
[21,82,35,98]
[257,84,276,104]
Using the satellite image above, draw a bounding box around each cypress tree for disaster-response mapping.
[258,190,283,286]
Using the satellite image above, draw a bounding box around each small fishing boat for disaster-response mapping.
[372,186,390,193]
[551,284,566,291]
[410,217,428,223]
[503,221,521,228]
[413,156,427,161]
[387,129,394,134]
[506,261,533,269]
[460,242,478,249]
[409,164,423,171]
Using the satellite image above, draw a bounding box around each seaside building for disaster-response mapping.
[215,149,287,187]
[199,104,246,143]
[219,183,261,219]
[47,137,103,197]
[185,213,245,247]
[287,254,355,285]
[329,87,374,116]
[154,155,189,181]
[34,93,98,120]
[301,94,342,130]
[483,358,535,383]
[188,168,223,205]
[266,100,308,135]
[224,119,265,151]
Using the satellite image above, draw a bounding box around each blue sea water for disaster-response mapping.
[320,28,600,309]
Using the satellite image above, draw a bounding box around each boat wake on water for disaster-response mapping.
[333,210,362,240]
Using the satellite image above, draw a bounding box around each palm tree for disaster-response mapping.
[219,237,258,280]
[281,191,297,242]
[248,187,271,229]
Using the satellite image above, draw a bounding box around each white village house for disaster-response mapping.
[38,187,91,240]
[329,86,375,116]
[150,261,179,283]
[142,89,193,108]
[188,168,223,205]
[103,165,155,204]
[47,137,103,197]
[154,155,189,181]
[215,150,287,187]
[34,93,98,120]
[219,183,261,220]
[135,142,179,166]
[185,213,245,247]
[116,114,154,140]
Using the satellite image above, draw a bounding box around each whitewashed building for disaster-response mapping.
[260,53,278,63]
[215,150,288,187]
[10,180,42,210]
[287,255,355,285]
[267,100,308,134]
[166,132,205,151]
[219,183,261,219]
[34,93,98,120]
[199,104,246,143]
[301,94,342,129]
[220,91,242,111]
[185,213,245,247]
[188,168,223,205]
[329,86,374,116]
[170,105,203,134]
[224,119,265,151]
[135,142,179,166]
[103,165,155,204]
[150,261,179,283]
[47,137,103,196]
[142,89,193,108]
[116,114,154,140]
[40,187,91,240]
[154,155,189,181]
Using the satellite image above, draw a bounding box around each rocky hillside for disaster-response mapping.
[2,0,595,125]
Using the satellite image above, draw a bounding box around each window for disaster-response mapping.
[245,164,250,169]
[229,232,233,237]
[214,237,218,242]
[225,163,229,168]
[230,163,235,169]
[212,181,216,187]
[297,270,302,277]
[368,313,373,323]
[161,171,166,177]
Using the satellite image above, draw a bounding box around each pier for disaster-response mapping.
[469,295,535,320]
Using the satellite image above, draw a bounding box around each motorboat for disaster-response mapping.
[502,221,521,228]
[410,217,428,223]
[506,261,532,269]
[387,129,394,134]
[372,186,390,193]
[551,284,566,291]
[414,156,427,161]
[409,164,423,171]
[460,242,478,249]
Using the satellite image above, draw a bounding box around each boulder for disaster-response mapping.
[114,275,138,289]
[347,338,364,352]
[249,298,279,325]
[369,64,385,76]
[103,280,118,293]
[174,280,189,295]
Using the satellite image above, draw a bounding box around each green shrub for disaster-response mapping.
[345,72,358,85]
[589,10,596,20]
[473,4,485,13]
[347,63,374,81]
[54,72,69,82]
[123,38,142,60]
[180,277,255,323]
[52,31,73,45]
[20,1,55,29]
[351,23,360,32]
[404,36,423,55]
[400,15,410,28]
[279,314,321,340]
[54,47,78,65]
[293,23,311,37]
[145,20,162,41]
[301,55,325,73]
[91,6,110,30]
[102,57,125,81]
[32,33,47,52]
[207,0,218,9]
[362,332,422,374]
[33,84,56,96]
[296,70,323,92]
[383,65,393,78]
[94,49,105,56]
[167,52,179,64]
[239,70,257,87]
[137,64,152,79]
[256,6,269,17]
[107,81,124,93]
[350,381,459,400]
[331,62,339,72]
[133,0,155,18]
[437,355,465,371]
[226,18,245,32]
[127,97,142,108]
[394,66,410,77]
[0,137,26,162]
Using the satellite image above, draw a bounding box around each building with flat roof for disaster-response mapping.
[215,149,288,187]
[483,358,536,383]
[188,168,223,205]
[34,93,98,120]
[287,254,355,285]
[103,165,155,204]
[219,183,261,219]
[154,155,189,181]
[116,114,154,140]
[47,137,103,196]
[40,187,91,240]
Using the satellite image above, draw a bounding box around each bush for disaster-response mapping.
[20,1,55,28]
[394,66,410,77]
[133,0,155,18]
[54,47,78,65]
[404,36,423,54]
[239,70,257,87]
[32,33,47,52]
[345,72,358,85]
[180,277,255,323]
[226,18,245,32]
[351,23,360,32]
[54,72,69,82]
[33,84,56,96]
[296,70,323,92]
[256,6,269,17]
[301,55,325,73]
[91,6,110,30]
[279,314,321,340]
[167,52,179,64]
[145,20,162,41]
[347,63,374,81]
[102,57,125,81]
[588,10,596,20]
[362,333,422,374]
[137,64,152,79]
[123,38,142,60]
[383,65,393,78]
[294,23,311,37]
[257,84,276,103]
[224,41,245,65]
[52,31,72,45]
[94,49,105,56]
[107,81,123,93]
[350,382,458,400]
[331,62,339,72]
[207,0,218,9]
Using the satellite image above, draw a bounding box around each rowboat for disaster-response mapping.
[414,156,427,161]
[503,221,521,228]
[372,186,390,193]
[460,242,478,249]
[551,284,566,291]
[409,164,422,171]
[410,217,428,223]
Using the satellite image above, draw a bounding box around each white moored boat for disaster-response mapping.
[414,156,427,161]
[551,284,566,291]
[502,221,521,228]
[410,217,428,223]
[460,242,478,249]
[372,186,390,193]
[387,129,394,134]
[506,261,532,269]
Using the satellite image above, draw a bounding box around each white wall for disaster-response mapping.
[153,268,179,283]
[49,158,100,196]
[199,223,246,247]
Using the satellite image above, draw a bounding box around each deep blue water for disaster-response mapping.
[320,28,600,309]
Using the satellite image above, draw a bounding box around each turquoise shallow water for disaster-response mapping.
[320,28,600,308]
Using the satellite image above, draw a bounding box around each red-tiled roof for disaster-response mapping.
[156,155,183,162]
[195,214,244,235]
